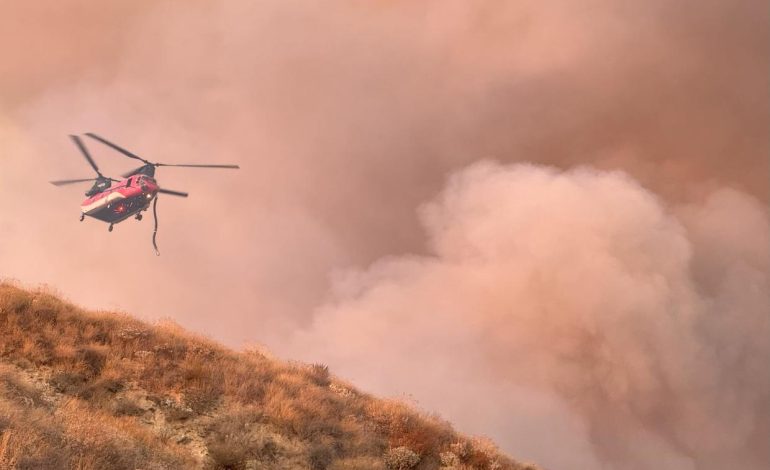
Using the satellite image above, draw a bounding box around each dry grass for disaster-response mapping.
[0,283,529,470]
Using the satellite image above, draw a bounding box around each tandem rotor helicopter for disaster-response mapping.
[50,133,239,254]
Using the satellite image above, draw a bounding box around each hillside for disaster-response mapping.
[0,283,535,470]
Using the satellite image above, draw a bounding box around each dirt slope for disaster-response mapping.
[0,283,537,470]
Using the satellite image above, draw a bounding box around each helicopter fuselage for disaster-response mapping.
[80,174,159,224]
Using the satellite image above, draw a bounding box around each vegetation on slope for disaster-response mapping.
[0,283,535,470]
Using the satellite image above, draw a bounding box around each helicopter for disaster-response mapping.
[50,133,239,254]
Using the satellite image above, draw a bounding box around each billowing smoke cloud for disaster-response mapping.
[0,1,767,468]
[290,163,769,469]
[1,0,766,335]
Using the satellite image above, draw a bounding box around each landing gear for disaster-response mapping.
[135,213,143,221]
[108,224,114,232]
[79,214,85,222]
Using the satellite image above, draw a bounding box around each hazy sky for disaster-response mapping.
[1,1,767,469]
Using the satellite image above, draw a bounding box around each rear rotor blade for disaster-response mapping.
[70,135,103,177]
[84,133,150,164]
[156,163,240,169]
[50,178,95,186]
[157,188,189,197]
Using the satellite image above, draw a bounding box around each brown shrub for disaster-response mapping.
[309,444,334,470]
[15,450,69,470]
[328,456,387,470]
[204,411,281,470]
[110,398,145,417]
[206,441,250,470]
[308,363,331,387]
[366,401,453,457]
[182,359,225,415]
[0,286,32,314]
[384,446,420,470]
[49,371,87,395]
[79,346,107,376]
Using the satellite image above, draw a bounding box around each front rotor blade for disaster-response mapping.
[157,188,189,197]
[50,178,95,186]
[122,166,146,178]
[84,133,149,163]
[70,135,103,177]
[155,164,240,169]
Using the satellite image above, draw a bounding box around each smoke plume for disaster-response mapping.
[0,1,767,468]
[290,162,768,469]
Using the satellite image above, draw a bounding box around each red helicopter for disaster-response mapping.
[50,133,239,254]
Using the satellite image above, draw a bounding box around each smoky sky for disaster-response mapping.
[0,1,767,469]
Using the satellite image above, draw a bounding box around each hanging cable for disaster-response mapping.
[152,196,160,256]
